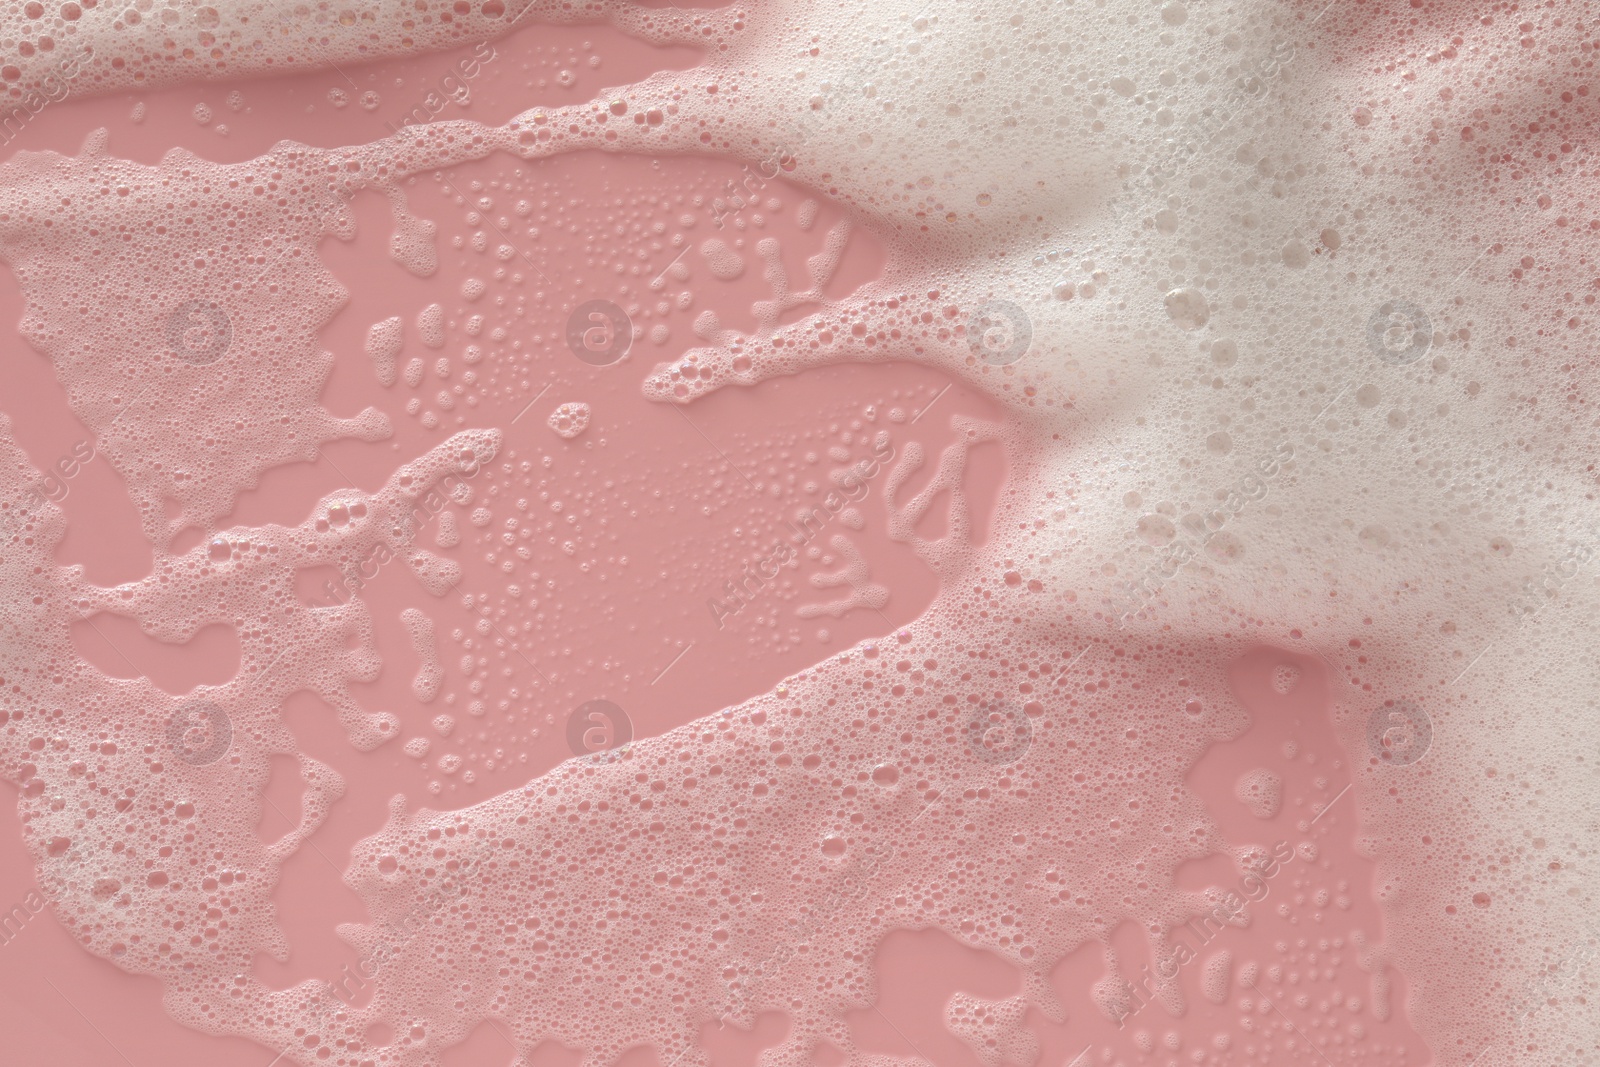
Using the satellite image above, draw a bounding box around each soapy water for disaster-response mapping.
[0,1,1597,1066]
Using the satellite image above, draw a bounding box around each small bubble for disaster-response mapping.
[547,402,592,439]
[1359,525,1390,551]
[1137,514,1176,546]
[1164,287,1210,330]
[1205,531,1243,563]
[1272,665,1301,694]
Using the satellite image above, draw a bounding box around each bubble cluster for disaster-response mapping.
[0,0,1596,1066]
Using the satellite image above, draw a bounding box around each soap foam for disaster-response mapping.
[0,1,1596,1066]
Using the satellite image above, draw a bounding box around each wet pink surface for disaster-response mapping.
[0,18,1432,1067]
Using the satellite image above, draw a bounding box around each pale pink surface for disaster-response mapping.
[0,19,1435,1067]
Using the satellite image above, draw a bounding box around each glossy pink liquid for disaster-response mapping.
[0,12,1451,1067]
